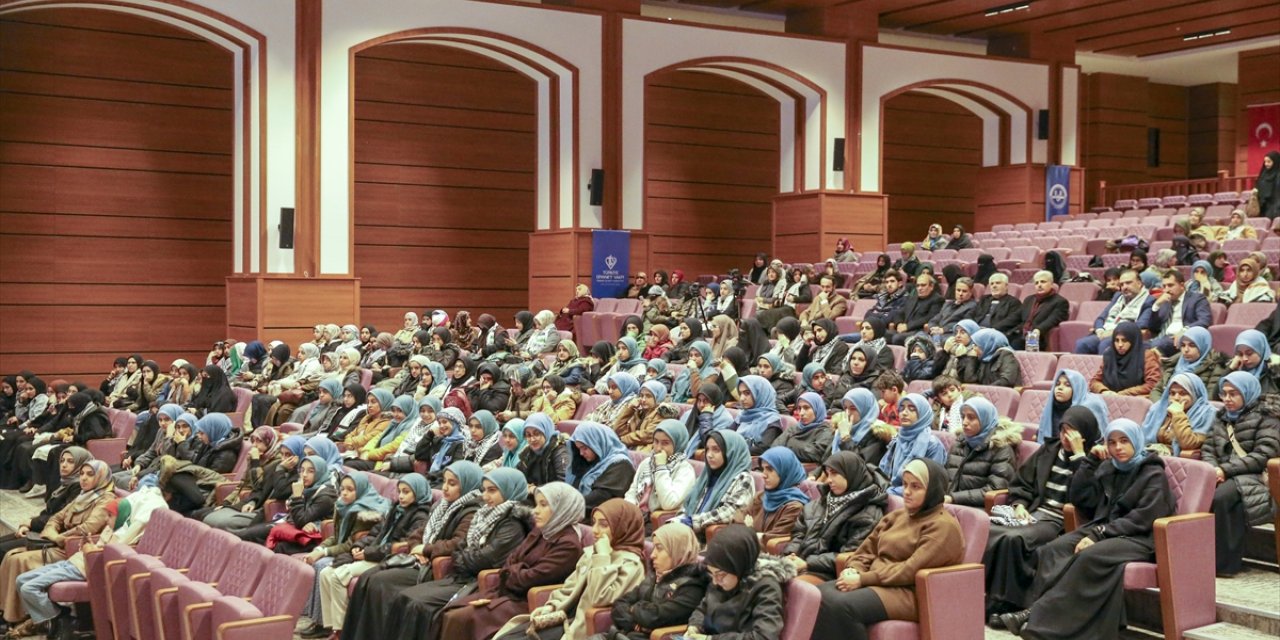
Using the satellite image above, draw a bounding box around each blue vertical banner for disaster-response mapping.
[591,230,631,298]
[1045,165,1070,220]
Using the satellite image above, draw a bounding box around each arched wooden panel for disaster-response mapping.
[353,43,536,331]
[644,69,778,277]
[0,9,234,380]
[882,92,981,242]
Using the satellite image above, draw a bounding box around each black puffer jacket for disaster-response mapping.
[468,363,512,414]
[607,563,709,640]
[957,350,1022,388]
[451,504,534,580]
[783,483,886,580]
[688,555,794,639]
[837,423,895,469]
[352,501,433,563]
[943,420,1021,507]
[191,431,243,474]
[518,436,570,488]
[1203,403,1280,525]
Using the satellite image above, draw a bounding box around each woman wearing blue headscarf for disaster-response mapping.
[615,379,673,451]
[1148,326,1226,402]
[567,422,636,516]
[418,360,449,403]
[1142,373,1214,457]
[1001,419,1175,639]
[517,413,570,492]
[780,361,831,410]
[669,341,716,403]
[489,418,527,470]
[586,372,642,427]
[624,419,696,526]
[732,375,784,456]
[879,394,947,496]
[831,388,893,468]
[190,412,242,473]
[942,397,1019,508]
[368,468,531,640]
[347,394,419,471]
[1038,369,1110,443]
[680,383,735,458]
[1203,371,1280,575]
[1229,328,1280,394]
[593,337,649,395]
[742,446,810,539]
[240,454,339,552]
[755,353,795,411]
[957,328,1022,388]
[678,430,754,539]
[418,407,469,485]
[774,391,834,464]
[304,435,345,482]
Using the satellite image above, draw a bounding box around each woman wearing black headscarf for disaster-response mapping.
[737,319,772,364]
[783,451,888,584]
[770,316,804,367]
[797,318,849,376]
[1256,151,1280,220]
[853,255,893,299]
[1088,321,1159,397]
[189,364,237,417]
[34,392,112,499]
[983,405,1100,620]
[973,254,997,285]
[811,458,964,640]
[1043,251,1067,284]
[508,311,537,353]
[949,225,973,250]
[686,523,791,640]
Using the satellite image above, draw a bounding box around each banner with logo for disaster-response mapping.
[591,230,630,298]
[1045,164,1070,220]
[1248,103,1280,174]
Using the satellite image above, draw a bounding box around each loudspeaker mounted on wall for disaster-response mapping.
[588,169,604,206]
[278,207,295,249]
[1147,128,1161,167]
[1037,109,1050,141]
[832,138,845,172]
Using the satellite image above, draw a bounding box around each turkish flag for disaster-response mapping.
[1249,103,1280,173]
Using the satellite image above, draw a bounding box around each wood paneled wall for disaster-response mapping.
[882,92,981,240]
[1188,83,1238,179]
[1237,46,1280,176]
[352,43,536,330]
[0,9,234,381]
[644,70,778,276]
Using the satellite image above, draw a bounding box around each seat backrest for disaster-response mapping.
[109,410,137,440]
[1012,389,1050,425]
[217,542,274,597]
[1015,440,1041,468]
[185,529,241,582]
[1162,457,1217,515]
[965,385,1019,418]
[367,472,398,501]
[248,554,314,616]
[574,394,608,420]
[1103,394,1153,423]
[595,298,618,313]
[1013,352,1057,387]
[359,368,373,390]
[1054,354,1102,384]
[1058,282,1097,302]
[1225,302,1275,326]
[946,503,991,564]
[227,441,252,481]
[135,508,180,556]
[780,579,822,640]
[232,387,253,412]
[160,520,209,567]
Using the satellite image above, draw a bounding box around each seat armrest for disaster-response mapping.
[916,563,985,640]
[527,583,562,609]
[764,536,791,555]
[1153,513,1216,639]
[984,490,1009,514]
[649,625,686,640]
[1062,504,1079,532]
[649,510,678,529]
[584,607,611,636]
[215,615,295,640]
[477,569,500,593]
[431,556,453,581]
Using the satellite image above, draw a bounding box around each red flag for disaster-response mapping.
[1249,103,1280,173]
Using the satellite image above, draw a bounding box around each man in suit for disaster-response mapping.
[1073,268,1155,354]
[1147,269,1212,356]
[974,273,1023,336]
[887,272,945,345]
[1016,270,1070,350]
[798,274,848,324]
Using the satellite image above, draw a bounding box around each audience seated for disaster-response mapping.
[1017,271,1070,350]
[1074,269,1154,355]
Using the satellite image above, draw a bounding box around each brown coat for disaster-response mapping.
[1089,348,1161,397]
[742,494,805,541]
[799,293,850,324]
[840,506,964,621]
[613,403,672,450]
[1154,409,1207,458]
[439,526,584,640]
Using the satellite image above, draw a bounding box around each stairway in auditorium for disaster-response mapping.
[1,490,1275,639]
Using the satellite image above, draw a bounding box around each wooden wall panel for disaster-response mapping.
[1237,47,1280,176]
[1188,83,1237,179]
[882,92,981,240]
[645,70,779,278]
[0,9,233,381]
[353,43,536,332]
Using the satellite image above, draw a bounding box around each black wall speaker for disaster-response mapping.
[832,138,845,172]
[1037,109,1050,141]
[278,207,294,249]
[1147,128,1161,167]
[588,169,604,206]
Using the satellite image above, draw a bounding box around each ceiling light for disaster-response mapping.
[1182,29,1231,41]
[984,2,1030,17]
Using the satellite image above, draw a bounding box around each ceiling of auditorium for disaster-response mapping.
[662,0,1280,57]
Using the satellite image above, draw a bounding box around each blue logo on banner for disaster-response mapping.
[1045,165,1070,220]
[591,230,630,298]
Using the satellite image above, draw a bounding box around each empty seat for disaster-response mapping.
[1213,191,1239,204]
[1113,199,1139,210]
[1136,197,1163,210]
[1102,394,1152,422]
[133,530,247,640]
[1225,302,1275,326]
[1161,195,1188,207]
[1013,352,1058,388]
[205,555,312,640]
[965,384,1019,418]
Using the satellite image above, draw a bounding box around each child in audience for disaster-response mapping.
[741,447,809,540]
[679,524,791,640]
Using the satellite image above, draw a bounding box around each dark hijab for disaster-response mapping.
[749,253,768,284]
[270,342,292,365]
[704,523,759,581]
[824,451,881,495]
[620,315,644,340]
[904,458,949,516]
[413,329,433,348]
[192,365,236,413]
[1102,321,1145,391]
[738,319,771,362]
[681,318,704,343]
[1059,405,1102,449]
[514,311,536,340]
[1044,251,1066,283]
[775,317,801,343]
[974,254,997,285]
[942,264,964,300]
[243,341,267,364]
[722,347,750,378]
[1259,151,1280,201]
[811,318,839,346]
[590,340,616,363]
